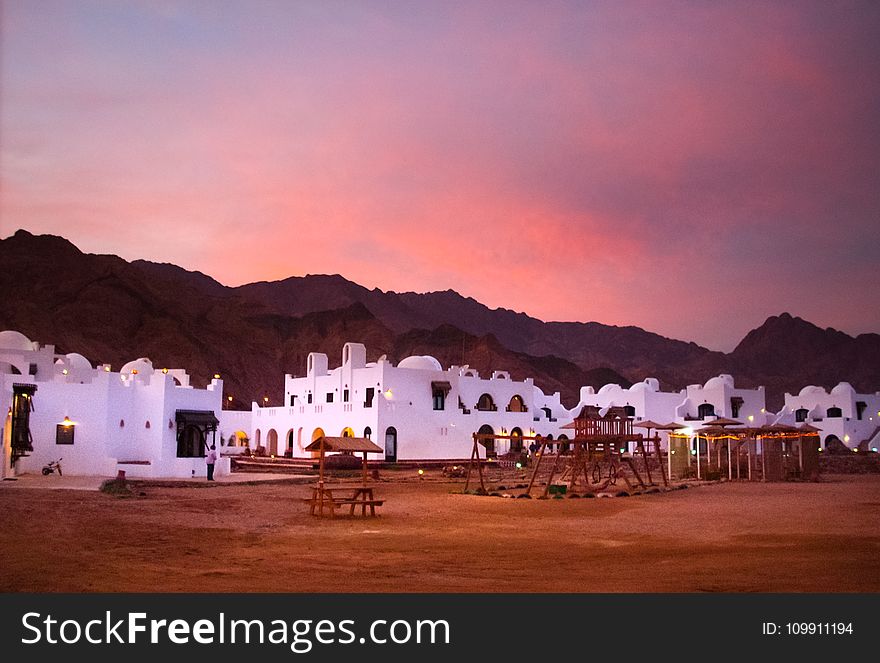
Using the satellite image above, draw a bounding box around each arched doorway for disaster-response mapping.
[698,403,716,419]
[478,424,495,456]
[507,395,526,412]
[286,429,295,456]
[253,429,261,452]
[510,427,523,453]
[267,429,278,456]
[364,426,372,439]
[310,428,325,459]
[384,427,398,462]
[558,434,570,454]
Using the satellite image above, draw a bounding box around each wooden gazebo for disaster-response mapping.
[302,436,385,518]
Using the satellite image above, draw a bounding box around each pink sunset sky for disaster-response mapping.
[2,0,878,350]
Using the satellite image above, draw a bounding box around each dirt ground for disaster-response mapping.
[1,472,878,592]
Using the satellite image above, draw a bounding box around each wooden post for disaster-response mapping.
[696,436,701,479]
[362,451,368,485]
[727,438,733,481]
[318,437,326,517]
[526,438,547,496]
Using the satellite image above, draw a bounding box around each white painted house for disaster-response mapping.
[775,383,880,451]
[1,330,228,479]
[245,342,572,461]
[575,375,769,449]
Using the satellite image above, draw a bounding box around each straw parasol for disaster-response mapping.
[705,416,743,427]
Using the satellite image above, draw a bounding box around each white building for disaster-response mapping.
[1,330,228,479]
[244,343,571,461]
[575,375,769,449]
[775,383,880,451]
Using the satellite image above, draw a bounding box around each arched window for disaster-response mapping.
[795,408,809,423]
[476,394,496,411]
[507,395,527,413]
[826,407,842,418]
[341,427,354,438]
[697,403,716,419]
[364,426,372,439]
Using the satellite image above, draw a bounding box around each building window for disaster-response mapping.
[364,426,372,439]
[289,394,296,406]
[730,397,744,419]
[326,393,334,404]
[433,390,445,410]
[506,395,527,413]
[623,405,636,418]
[56,423,75,445]
[476,393,496,412]
[364,388,375,408]
[795,408,809,423]
[856,401,867,421]
[826,407,842,418]
[697,403,716,419]
[343,389,350,402]
[307,393,313,404]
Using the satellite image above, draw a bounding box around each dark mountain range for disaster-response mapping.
[1,229,877,410]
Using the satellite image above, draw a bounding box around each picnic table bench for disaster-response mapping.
[303,485,384,518]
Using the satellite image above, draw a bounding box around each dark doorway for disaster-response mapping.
[384,427,397,462]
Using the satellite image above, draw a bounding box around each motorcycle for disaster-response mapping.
[42,458,63,476]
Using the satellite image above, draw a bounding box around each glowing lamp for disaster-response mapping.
[104,365,111,372]
[61,368,68,375]
[844,435,850,442]
[384,389,393,398]
[515,462,522,469]
[162,368,169,374]
[748,415,754,422]
[214,373,221,379]
[60,416,74,427]
[417,469,424,475]
[227,396,233,402]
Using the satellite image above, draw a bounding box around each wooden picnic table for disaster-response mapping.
[303,484,384,518]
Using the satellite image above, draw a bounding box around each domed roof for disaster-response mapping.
[0,330,33,351]
[397,355,442,371]
[65,353,92,372]
[120,357,153,376]
[798,385,826,397]
[704,374,735,390]
[831,382,855,396]
[631,378,659,392]
[597,383,621,395]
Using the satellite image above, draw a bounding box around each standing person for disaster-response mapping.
[206,444,218,481]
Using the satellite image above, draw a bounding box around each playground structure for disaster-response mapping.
[464,406,672,496]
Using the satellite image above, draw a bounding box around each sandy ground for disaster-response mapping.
[0,473,878,592]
